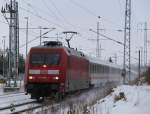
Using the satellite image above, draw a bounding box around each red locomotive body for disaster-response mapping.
[24,41,90,100]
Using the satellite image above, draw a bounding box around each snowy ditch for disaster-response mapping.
[30,86,111,114]
[27,85,150,114]
[87,85,150,114]
[0,84,149,114]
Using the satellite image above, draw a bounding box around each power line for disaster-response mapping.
[21,0,79,30]
[20,0,93,40]
[42,0,63,21]
[89,29,124,46]
[21,0,86,32]
[42,0,73,29]
[22,0,82,31]
[19,29,54,49]
[19,29,38,39]
[19,6,65,30]
[22,0,62,23]
[69,0,97,17]
[68,0,123,29]
[22,0,40,17]
[21,0,124,41]
[48,0,78,29]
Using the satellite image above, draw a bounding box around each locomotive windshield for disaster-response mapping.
[30,53,60,65]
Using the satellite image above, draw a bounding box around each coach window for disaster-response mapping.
[93,64,94,73]
[92,64,94,73]
[95,64,97,73]
[98,65,100,72]
[106,66,109,73]
[111,67,114,73]
[99,65,101,73]
[94,64,96,73]
[91,64,93,73]
[114,68,116,73]
[115,68,117,73]
[90,64,92,73]
[113,68,115,73]
[97,64,98,73]
[96,64,98,73]
[101,66,103,73]
[98,65,100,73]
[97,64,99,73]
[89,64,91,73]
[111,67,113,73]
[104,66,106,73]
[104,66,107,73]
[90,64,92,74]
[104,66,105,73]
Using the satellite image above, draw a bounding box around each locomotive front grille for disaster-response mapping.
[27,83,60,93]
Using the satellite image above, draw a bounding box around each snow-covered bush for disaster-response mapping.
[142,67,150,85]
[145,70,150,85]
[114,92,126,103]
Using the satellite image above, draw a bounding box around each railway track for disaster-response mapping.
[0,99,58,114]
[10,101,59,114]
[0,87,111,114]
[0,100,36,111]
[0,92,38,114]
[0,92,76,114]
[0,100,40,114]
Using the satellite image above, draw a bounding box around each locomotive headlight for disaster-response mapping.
[43,64,47,68]
[53,76,59,80]
[29,76,33,80]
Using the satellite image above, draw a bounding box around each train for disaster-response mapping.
[24,41,131,101]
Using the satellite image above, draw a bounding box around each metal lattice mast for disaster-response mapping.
[96,16,100,58]
[123,0,131,83]
[1,0,19,87]
[144,22,147,66]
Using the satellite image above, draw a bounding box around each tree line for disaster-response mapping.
[0,53,25,76]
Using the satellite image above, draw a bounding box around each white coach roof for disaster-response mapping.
[87,56,123,69]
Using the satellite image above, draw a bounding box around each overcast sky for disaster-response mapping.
[0,0,150,65]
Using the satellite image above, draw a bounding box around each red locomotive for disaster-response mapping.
[24,41,90,100]
[24,41,123,101]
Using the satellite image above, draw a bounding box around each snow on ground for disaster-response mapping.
[0,81,24,95]
[89,85,150,114]
[1,81,150,114]
[0,84,4,95]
